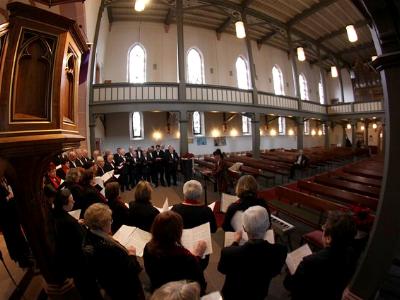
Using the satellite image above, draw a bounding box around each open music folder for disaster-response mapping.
[224,229,275,247]
[68,209,81,221]
[182,222,213,255]
[220,193,239,213]
[286,244,312,275]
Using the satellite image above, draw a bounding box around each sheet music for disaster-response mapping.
[114,174,120,179]
[286,244,312,275]
[94,177,105,197]
[113,225,152,257]
[68,209,81,221]
[224,229,275,247]
[101,170,114,183]
[181,222,213,255]
[208,202,216,211]
[154,198,171,213]
[220,193,239,213]
[124,202,129,208]
[60,179,64,185]
[56,164,62,170]
[201,291,222,300]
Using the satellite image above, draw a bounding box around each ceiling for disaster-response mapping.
[106,0,376,69]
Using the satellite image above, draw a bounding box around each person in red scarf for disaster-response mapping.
[45,162,62,190]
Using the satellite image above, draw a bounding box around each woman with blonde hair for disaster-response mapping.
[150,280,200,300]
[222,175,271,232]
[127,180,159,231]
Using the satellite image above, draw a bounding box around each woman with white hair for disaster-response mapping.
[218,205,287,300]
[82,203,145,300]
[150,280,200,300]
[171,180,217,270]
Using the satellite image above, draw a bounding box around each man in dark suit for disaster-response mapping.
[289,149,309,179]
[95,156,106,177]
[114,148,129,192]
[147,147,157,186]
[125,146,136,188]
[104,154,115,173]
[68,151,82,169]
[165,145,179,186]
[218,206,287,300]
[153,145,165,187]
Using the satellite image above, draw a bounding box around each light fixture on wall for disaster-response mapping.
[270,128,277,136]
[211,128,221,137]
[288,128,295,136]
[372,123,377,129]
[152,131,162,141]
[230,128,239,136]
[311,129,316,136]
[297,47,306,62]
[318,129,323,136]
[347,123,352,130]
[361,125,365,131]
[331,66,338,78]
[176,131,180,139]
[371,55,378,61]
[346,25,358,43]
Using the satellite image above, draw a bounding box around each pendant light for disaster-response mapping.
[331,66,338,78]
[346,25,358,43]
[297,47,306,62]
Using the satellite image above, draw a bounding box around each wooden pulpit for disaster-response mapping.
[0,2,88,298]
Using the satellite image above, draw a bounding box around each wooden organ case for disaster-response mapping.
[0,2,88,298]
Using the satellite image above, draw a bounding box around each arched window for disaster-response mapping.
[192,111,203,135]
[304,120,310,135]
[128,43,146,83]
[236,56,250,89]
[242,115,251,134]
[187,48,204,84]
[130,112,143,139]
[278,117,286,135]
[318,80,325,104]
[299,74,309,100]
[272,65,285,95]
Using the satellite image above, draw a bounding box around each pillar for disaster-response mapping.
[243,13,258,105]
[324,121,330,149]
[365,119,369,146]
[176,0,186,102]
[251,113,260,158]
[317,47,328,104]
[351,120,357,149]
[342,123,347,147]
[296,117,304,150]
[179,111,188,155]
[287,29,300,99]
[89,113,96,153]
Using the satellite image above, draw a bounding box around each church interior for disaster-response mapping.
[0,0,399,299]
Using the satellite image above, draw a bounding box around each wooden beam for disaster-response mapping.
[214,0,255,35]
[317,20,368,43]
[337,42,375,55]
[107,5,113,24]
[216,16,232,33]
[287,0,338,27]
[164,8,174,25]
[257,30,278,44]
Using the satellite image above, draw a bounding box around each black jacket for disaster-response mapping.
[82,229,145,300]
[128,202,160,232]
[284,246,357,300]
[218,239,287,300]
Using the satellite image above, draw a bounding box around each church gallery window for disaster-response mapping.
[236,56,250,90]
[187,48,204,84]
[128,43,146,83]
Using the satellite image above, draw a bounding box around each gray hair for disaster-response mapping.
[243,206,270,240]
[183,180,203,202]
[84,203,112,231]
[96,156,104,163]
[150,280,200,300]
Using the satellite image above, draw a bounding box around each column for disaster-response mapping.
[179,111,188,155]
[351,120,357,149]
[317,47,328,104]
[251,113,260,159]
[324,121,330,149]
[365,119,369,146]
[243,13,258,105]
[89,113,96,152]
[287,29,300,99]
[296,117,304,150]
[176,0,186,102]
[342,123,347,147]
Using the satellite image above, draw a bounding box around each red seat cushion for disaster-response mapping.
[302,230,324,249]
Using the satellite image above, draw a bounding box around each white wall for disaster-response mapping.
[101,21,343,103]
[326,68,355,103]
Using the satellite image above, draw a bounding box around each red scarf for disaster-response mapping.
[49,176,61,189]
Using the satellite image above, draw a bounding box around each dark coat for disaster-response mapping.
[127,202,159,232]
[171,203,217,233]
[143,243,206,294]
[107,197,129,234]
[82,229,145,300]
[284,246,357,300]
[218,239,287,300]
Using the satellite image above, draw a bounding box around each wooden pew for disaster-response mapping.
[297,180,378,210]
[275,186,348,228]
[333,170,381,188]
[343,166,383,180]
[314,175,380,198]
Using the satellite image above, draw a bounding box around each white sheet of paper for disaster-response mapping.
[60,179,64,185]
[94,177,106,197]
[56,164,62,170]
[220,193,239,213]
[201,291,222,300]
[181,222,213,255]
[101,170,114,183]
[68,209,81,220]
[114,174,120,179]
[224,229,275,247]
[286,244,312,275]
[124,202,129,208]
[113,225,152,257]
[230,211,244,232]
[162,197,169,212]
[208,202,216,211]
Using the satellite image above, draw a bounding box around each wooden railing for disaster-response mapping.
[91,82,383,116]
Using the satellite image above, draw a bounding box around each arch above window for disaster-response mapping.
[272,65,285,96]
[299,73,309,100]
[128,43,146,83]
[187,48,204,84]
[236,56,250,90]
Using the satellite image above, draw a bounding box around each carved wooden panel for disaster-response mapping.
[62,46,77,123]
[11,29,56,122]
